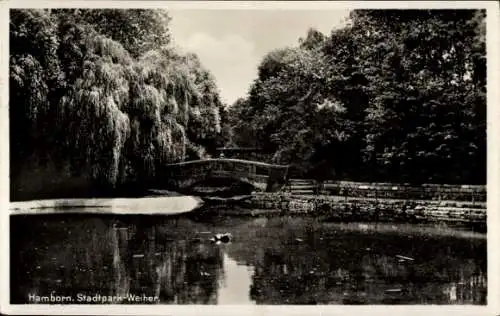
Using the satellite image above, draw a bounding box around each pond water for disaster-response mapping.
[10,208,486,305]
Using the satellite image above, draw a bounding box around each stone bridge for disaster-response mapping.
[158,158,290,193]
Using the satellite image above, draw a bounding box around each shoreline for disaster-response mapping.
[198,193,487,227]
[8,191,487,228]
[9,196,204,216]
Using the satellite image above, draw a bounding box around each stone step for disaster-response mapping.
[289,190,315,194]
[289,185,316,189]
[290,182,315,186]
[289,179,315,183]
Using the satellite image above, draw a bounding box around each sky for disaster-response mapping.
[169,9,351,105]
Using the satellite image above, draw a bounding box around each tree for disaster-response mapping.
[74,9,172,58]
[10,9,227,199]
[299,28,326,51]
[348,9,486,183]
[227,9,486,184]
[10,9,61,175]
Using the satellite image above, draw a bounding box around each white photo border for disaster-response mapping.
[1,1,499,315]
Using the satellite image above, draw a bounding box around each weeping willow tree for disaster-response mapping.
[10,9,61,176]
[10,9,226,198]
[123,49,197,182]
[57,33,133,185]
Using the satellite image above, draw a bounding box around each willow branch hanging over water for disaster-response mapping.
[10,9,225,192]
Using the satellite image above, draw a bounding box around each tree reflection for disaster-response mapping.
[109,221,225,304]
[11,215,487,305]
[11,216,225,304]
[244,220,487,305]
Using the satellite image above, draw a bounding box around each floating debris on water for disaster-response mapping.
[395,255,415,262]
[212,233,232,243]
[385,288,403,293]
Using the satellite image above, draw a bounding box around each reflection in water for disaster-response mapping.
[217,254,255,304]
[109,222,226,304]
[11,217,225,304]
[10,213,486,305]
[248,241,486,304]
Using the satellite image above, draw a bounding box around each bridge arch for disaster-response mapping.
[186,176,260,197]
[157,158,289,194]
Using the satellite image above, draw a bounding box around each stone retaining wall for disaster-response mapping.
[236,193,486,225]
[285,179,486,202]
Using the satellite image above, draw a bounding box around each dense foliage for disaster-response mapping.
[228,9,486,184]
[10,9,225,191]
[10,9,487,199]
